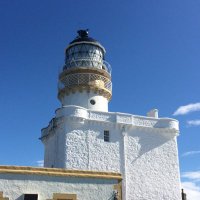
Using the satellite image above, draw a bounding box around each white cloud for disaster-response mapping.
[182,182,200,200]
[182,172,200,199]
[182,171,200,182]
[173,103,200,116]
[182,151,200,157]
[36,160,44,167]
[187,120,200,126]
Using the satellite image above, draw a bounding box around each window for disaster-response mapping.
[24,194,38,200]
[90,99,96,105]
[104,130,110,142]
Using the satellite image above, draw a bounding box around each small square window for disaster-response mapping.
[104,130,110,142]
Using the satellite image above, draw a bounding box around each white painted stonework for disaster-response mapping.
[0,171,118,200]
[61,91,108,112]
[41,105,181,200]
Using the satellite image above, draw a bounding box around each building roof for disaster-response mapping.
[0,165,122,180]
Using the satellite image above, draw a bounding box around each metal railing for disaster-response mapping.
[63,57,112,75]
[58,73,112,93]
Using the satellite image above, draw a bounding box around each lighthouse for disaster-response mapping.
[58,29,112,112]
[40,30,182,200]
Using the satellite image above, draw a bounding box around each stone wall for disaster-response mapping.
[0,166,121,200]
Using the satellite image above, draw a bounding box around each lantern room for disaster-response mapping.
[63,30,111,74]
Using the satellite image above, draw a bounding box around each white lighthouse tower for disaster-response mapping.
[41,30,182,200]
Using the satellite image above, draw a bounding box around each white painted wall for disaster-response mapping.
[42,106,181,200]
[0,173,117,200]
[125,129,181,200]
[64,123,121,172]
[61,91,108,112]
[43,125,67,168]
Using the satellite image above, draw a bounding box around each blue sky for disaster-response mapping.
[0,0,200,198]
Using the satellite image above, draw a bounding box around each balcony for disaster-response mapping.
[58,73,112,100]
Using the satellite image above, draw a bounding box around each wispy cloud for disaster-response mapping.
[173,103,200,116]
[182,181,200,200]
[182,171,200,200]
[187,120,200,126]
[182,171,200,182]
[182,151,200,157]
[36,160,44,167]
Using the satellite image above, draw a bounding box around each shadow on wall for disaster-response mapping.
[129,129,171,163]
[16,195,24,200]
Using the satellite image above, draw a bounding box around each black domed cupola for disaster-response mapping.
[70,29,100,44]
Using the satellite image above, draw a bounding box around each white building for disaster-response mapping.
[0,30,181,200]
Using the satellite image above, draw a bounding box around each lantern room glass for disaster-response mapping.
[65,44,104,69]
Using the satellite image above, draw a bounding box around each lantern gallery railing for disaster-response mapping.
[58,73,112,93]
[63,57,112,75]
